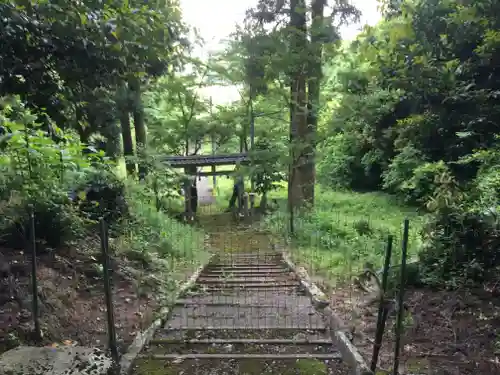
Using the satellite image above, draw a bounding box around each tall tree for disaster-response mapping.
[306,0,327,204]
[117,83,137,176]
[245,0,359,207]
[130,78,147,179]
[289,0,310,207]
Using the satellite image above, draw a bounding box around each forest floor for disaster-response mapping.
[2,188,500,375]
[321,275,500,375]
[0,235,203,356]
[262,187,500,375]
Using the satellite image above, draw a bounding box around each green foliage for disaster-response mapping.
[73,168,128,225]
[251,136,287,196]
[419,207,500,287]
[0,97,88,247]
[144,71,213,155]
[121,180,204,264]
[308,0,500,286]
[0,95,205,272]
[317,133,366,189]
[319,0,500,201]
[0,0,189,157]
[318,84,403,190]
[416,166,500,287]
[264,187,422,283]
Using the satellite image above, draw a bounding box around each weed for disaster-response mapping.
[263,186,425,286]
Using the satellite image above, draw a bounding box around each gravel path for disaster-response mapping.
[196,175,215,206]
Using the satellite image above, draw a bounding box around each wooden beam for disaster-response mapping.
[196,170,234,177]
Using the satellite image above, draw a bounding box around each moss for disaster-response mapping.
[293,359,328,374]
[133,359,177,375]
[133,358,333,375]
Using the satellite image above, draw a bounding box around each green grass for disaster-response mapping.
[263,185,425,286]
[112,160,209,285]
[134,358,331,375]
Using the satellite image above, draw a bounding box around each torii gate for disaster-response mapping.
[164,94,258,220]
[164,152,262,219]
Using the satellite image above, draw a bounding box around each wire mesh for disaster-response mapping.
[4,172,499,375]
[135,194,350,374]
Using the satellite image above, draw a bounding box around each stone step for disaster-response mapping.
[150,338,333,345]
[170,304,311,317]
[174,302,281,307]
[193,282,300,288]
[155,327,329,341]
[163,314,326,330]
[197,277,294,284]
[201,269,288,275]
[206,265,287,270]
[145,338,339,356]
[132,355,349,375]
[138,353,342,360]
[175,294,314,306]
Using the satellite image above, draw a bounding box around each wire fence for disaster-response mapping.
[0,204,207,374]
[2,197,499,375]
[264,205,500,375]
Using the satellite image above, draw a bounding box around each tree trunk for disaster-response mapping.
[118,83,136,176]
[305,0,326,205]
[289,0,309,208]
[130,78,147,180]
[103,122,121,161]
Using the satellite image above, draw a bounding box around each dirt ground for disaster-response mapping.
[329,282,500,375]
[0,237,196,356]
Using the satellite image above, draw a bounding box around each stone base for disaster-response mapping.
[0,346,112,375]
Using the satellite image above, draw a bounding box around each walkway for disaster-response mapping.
[132,217,351,375]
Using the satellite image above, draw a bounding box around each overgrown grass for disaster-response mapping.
[264,186,425,286]
[124,183,205,253]
[199,164,261,212]
[98,172,210,273]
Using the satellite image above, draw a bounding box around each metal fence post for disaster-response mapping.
[28,205,42,342]
[370,235,393,372]
[99,218,119,372]
[392,219,410,375]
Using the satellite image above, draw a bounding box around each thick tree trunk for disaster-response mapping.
[118,83,136,176]
[305,0,326,205]
[130,78,147,180]
[103,122,121,161]
[289,0,309,209]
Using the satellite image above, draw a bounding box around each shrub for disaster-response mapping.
[72,168,128,225]
[0,97,88,248]
[0,96,208,279]
[317,133,366,189]
[419,169,500,287]
[264,187,423,281]
[419,208,500,287]
[117,180,206,267]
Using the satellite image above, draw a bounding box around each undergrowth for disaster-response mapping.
[118,180,207,268]
[263,186,424,285]
[0,96,207,283]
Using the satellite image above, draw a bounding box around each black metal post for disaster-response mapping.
[59,150,64,184]
[288,162,294,236]
[370,235,393,372]
[153,176,160,212]
[184,175,192,221]
[99,218,119,372]
[249,97,255,210]
[28,205,42,342]
[392,219,410,375]
[210,96,217,189]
